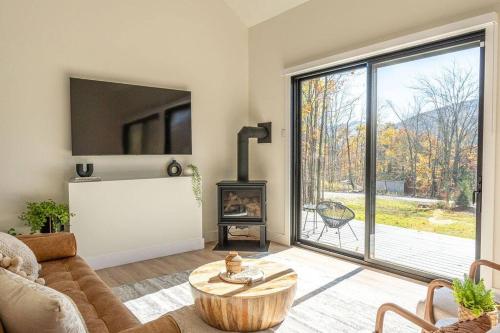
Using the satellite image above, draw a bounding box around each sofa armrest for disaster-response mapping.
[17,233,77,262]
[119,314,181,333]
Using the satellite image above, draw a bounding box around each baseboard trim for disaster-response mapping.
[84,237,205,270]
[203,230,218,243]
[268,230,290,246]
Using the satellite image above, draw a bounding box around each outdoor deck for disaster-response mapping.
[300,212,475,279]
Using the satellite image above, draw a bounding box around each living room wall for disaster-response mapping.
[0,0,249,241]
[248,0,500,286]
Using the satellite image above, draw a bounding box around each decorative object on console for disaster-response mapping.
[76,163,94,177]
[19,199,74,233]
[216,122,272,252]
[167,160,183,176]
[187,164,202,206]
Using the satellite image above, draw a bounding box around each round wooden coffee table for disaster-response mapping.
[189,259,297,332]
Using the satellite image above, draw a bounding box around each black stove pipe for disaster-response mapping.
[237,122,271,182]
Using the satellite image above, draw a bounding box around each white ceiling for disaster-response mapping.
[223,0,310,27]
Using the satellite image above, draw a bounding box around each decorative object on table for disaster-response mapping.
[186,164,202,206]
[0,253,45,285]
[19,199,74,233]
[219,264,264,285]
[452,275,497,326]
[224,251,242,274]
[167,160,182,177]
[76,163,93,177]
[189,259,297,332]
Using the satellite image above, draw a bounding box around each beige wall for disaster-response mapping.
[0,0,248,241]
[2,0,500,285]
[248,0,500,285]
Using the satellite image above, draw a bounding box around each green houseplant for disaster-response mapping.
[187,164,202,206]
[19,199,74,233]
[452,275,497,322]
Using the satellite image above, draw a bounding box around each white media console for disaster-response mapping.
[68,176,203,269]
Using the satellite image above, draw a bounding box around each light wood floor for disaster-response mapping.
[96,241,425,289]
[96,242,287,287]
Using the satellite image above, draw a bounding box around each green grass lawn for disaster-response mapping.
[335,197,476,239]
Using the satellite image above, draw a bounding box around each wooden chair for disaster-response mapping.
[424,260,500,324]
[375,304,491,333]
[375,259,500,333]
[375,279,452,333]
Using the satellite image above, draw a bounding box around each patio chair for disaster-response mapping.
[315,201,357,246]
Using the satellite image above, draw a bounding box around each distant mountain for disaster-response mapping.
[319,99,479,137]
[391,99,479,133]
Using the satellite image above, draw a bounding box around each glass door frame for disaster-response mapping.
[291,30,486,281]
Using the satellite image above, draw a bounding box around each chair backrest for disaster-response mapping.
[316,201,355,228]
[469,260,500,281]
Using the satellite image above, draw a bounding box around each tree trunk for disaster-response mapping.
[315,77,328,204]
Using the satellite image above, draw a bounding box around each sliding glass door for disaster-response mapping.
[293,31,485,280]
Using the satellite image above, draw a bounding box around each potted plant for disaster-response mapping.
[452,276,498,326]
[186,164,202,206]
[19,199,74,233]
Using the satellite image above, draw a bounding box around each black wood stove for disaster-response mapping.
[216,122,271,251]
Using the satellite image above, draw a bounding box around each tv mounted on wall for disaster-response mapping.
[70,78,192,156]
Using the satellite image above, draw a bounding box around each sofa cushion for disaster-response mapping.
[0,232,39,278]
[0,268,87,333]
[18,232,77,262]
[41,255,139,333]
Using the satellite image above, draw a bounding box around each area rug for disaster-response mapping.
[112,249,424,332]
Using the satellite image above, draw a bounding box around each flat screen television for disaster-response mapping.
[70,78,192,155]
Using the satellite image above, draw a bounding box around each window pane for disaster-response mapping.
[372,44,481,278]
[299,67,366,255]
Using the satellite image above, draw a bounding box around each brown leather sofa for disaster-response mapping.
[15,233,181,333]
